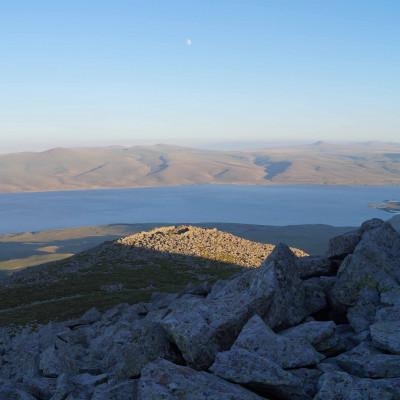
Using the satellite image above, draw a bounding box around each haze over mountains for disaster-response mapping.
[1,141,400,193]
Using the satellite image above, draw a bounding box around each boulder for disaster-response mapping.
[315,371,400,399]
[232,315,325,368]
[137,359,265,400]
[347,304,378,333]
[327,229,362,259]
[370,321,400,354]
[290,368,322,398]
[160,243,309,369]
[0,384,36,400]
[336,341,400,378]
[280,320,345,356]
[255,243,308,329]
[39,347,78,378]
[375,305,400,322]
[302,277,336,315]
[297,255,337,279]
[209,347,310,400]
[65,308,102,329]
[21,377,56,400]
[50,374,74,400]
[330,220,400,312]
[91,380,138,400]
[161,290,271,369]
[381,288,400,306]
[103,319,181,379]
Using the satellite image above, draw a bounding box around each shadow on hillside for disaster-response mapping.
[0,222,361,274]
[0,244,247,327]
[0,236,122,262]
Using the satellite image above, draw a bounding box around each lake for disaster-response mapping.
[0,185,399,235]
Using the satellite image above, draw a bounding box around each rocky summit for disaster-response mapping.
[1,218,400,399]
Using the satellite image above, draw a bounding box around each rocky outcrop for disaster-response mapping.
[0,218,400,399]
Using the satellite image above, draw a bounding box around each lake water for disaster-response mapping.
[0,185,399,235]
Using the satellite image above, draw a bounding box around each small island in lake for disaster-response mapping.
[369,200,400,213]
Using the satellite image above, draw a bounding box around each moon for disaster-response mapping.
[186,39,192,45]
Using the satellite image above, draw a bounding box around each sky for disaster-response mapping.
[1,0,399,153]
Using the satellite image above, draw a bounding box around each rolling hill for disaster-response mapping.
[1,141,400,193]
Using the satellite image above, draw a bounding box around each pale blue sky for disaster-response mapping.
[1,1,399,153]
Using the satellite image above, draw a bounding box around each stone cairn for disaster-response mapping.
[1,218,400,399]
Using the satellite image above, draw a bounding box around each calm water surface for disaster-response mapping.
[0,185,399,234]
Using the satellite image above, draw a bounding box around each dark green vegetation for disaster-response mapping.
[1,141,400,193]
[0,227,257,327]
[0,222,356,274]
[0,250,242,327]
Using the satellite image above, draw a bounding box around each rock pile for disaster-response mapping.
[4,225,307,290]
[1,218,400,399]
[117,225,307,266]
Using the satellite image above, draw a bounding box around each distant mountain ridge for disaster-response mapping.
[1,142,400,193]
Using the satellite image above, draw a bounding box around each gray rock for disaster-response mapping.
[336,341,400,378]
[327,229,362,259]
[70,373,108,387]
[303,277,329,315]
[347,304,378,333]
[0,385,37,400]
[376,305,400,322]
[151,292,179,309]
[354,329,371,344]
[39,347,77,377]
[317,360,345,374]
[280,320,345,355]
[281,320,335,343]
[188,281,212,296]
[104,319,181,379]
[371,321,400,354]
[137,303,151,316]
[297,256,337,279]
[91,380,138,400]
[290,368,322,398]
[101,303,131,324]
[330,220,400,310]
[65,308,102,328]
[21,377,56,400]
[256,243,308,329]
[160,247,284,369]
[315,371,400,399]
[137,359,265,400]
[381,288,400,306]
[210,347,309,400]
[50,374,74,400]
[232,315,325,368]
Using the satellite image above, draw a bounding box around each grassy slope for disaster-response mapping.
[1,142,400,193]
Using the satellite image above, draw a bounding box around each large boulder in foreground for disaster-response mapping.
[137,359,264,400]
[330,219,400,312]
[209,315,323,399]
[209,347,306,400]
[161,243,308,369]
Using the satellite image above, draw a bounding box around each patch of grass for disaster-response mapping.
[0,255,242,327]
